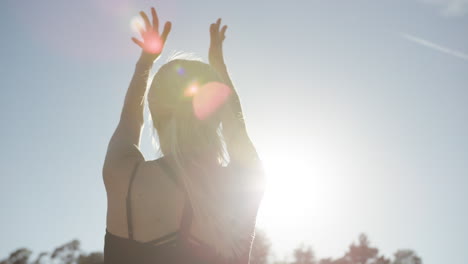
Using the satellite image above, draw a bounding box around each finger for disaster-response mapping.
[138,27,145,39]
[220,25,227,40]
[210,23,216,38]
[140,11,152,31]
[131,37,144,48]
[215,18,221,32]
[161,21,172,42]
[210,23,216,33]
[151,7,159,32]
[210,23,218,43]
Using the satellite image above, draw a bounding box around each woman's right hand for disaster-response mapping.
[208,18,228,70]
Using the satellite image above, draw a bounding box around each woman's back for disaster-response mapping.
[104,157,264,264]
[105,158,185,243]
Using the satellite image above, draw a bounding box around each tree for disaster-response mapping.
[0,248,32,264]
[292,244,316,264]
[373,256,391,264]
[0,240,103,264]
[319,258,334,264]
[393,250,422,264]
[324,233,390,264]
[50,239,81,264]
[333,257,350,264]
[77,252,104,264]
[250,228,272,264]
[32,252,48,264]
[344,234,378,264]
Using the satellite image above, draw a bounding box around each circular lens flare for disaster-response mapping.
[176,66,185,75]
[142,32,163,54]
[193,82,231,120]
[184,83,199,97]
[130,16,163,54]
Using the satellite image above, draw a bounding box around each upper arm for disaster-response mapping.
[103,58,152,190]
[102,118,145,189]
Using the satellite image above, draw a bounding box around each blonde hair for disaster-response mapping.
[148,58,228,164]
[147,56,253,259]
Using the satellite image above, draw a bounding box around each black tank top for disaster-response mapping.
[104,158,248,264]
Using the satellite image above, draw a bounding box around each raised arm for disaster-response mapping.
[208,19,261,170]
[103,7,171,184]
[209,21,265,258]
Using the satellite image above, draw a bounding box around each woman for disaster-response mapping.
[102,7,266,264]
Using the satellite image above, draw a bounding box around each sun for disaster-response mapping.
[256,153,315,225]
[254,146,348,231]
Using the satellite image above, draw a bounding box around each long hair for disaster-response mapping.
[147,56,254,260]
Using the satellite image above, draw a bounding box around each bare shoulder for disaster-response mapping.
[103,157,163,197]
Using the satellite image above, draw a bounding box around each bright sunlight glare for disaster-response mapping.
[257,154,313,222]
[130,16,144,33]
[256,146,351,230]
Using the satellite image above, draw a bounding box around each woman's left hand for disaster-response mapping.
[132,7,171,61]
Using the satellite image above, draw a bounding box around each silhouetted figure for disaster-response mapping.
[102,7,265,264]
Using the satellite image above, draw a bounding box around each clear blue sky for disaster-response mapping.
[1,0,467,263]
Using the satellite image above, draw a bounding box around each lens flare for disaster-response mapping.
[193,82,231,120]
[176,65,185,75]
[130,16,144,33]
[184,83,199,97]
[142,32,163,54]
[130,16,163,54]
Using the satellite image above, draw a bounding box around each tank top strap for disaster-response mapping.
[126,160,142,240]
[126,158,194,243]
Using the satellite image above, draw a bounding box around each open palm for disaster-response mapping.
[132,7,172,61]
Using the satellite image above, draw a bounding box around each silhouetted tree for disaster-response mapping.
[77,252,104,264]
[322,234,391,264]
[343,234,378,264]
[292,244,316,264]
[0,248,32,264]
[333,257,350,264]
[318,258,334,264]
[0,240,104,264]
[373,256,391,264]
[50,239,81,264]
[393,250,422,264]
[31,252,48,264]
[250,228,272,264]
